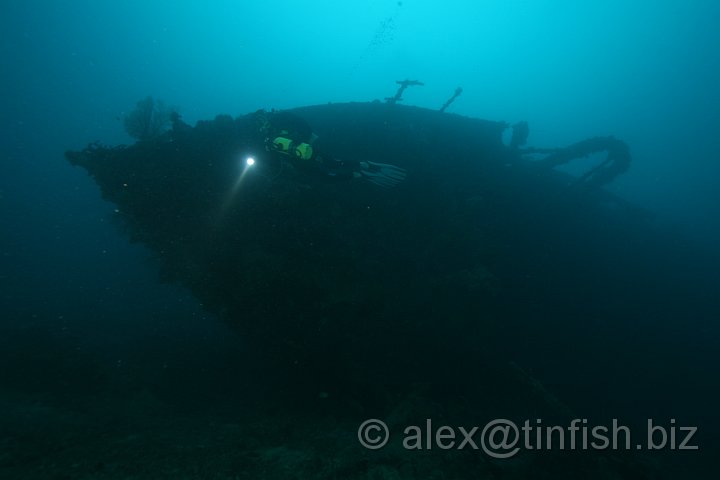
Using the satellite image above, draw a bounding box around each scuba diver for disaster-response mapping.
[256,110,407,187]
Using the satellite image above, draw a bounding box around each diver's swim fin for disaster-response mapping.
[358,161,407,187]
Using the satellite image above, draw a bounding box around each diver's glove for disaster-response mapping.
[355,161,407,187]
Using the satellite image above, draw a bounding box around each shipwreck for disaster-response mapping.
[65,96,718,478]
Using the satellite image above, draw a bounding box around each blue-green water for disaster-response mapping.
[2,1,719,478]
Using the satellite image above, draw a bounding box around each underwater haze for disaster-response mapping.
[5,1,720,236]
[2,1,720,478]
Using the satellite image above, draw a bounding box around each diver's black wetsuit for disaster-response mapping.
[264,111,358,180]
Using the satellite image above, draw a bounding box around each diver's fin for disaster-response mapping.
[359,161,407,187]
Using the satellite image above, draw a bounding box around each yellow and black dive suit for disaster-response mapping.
[261,111,357,180]
[257,110,407,187]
